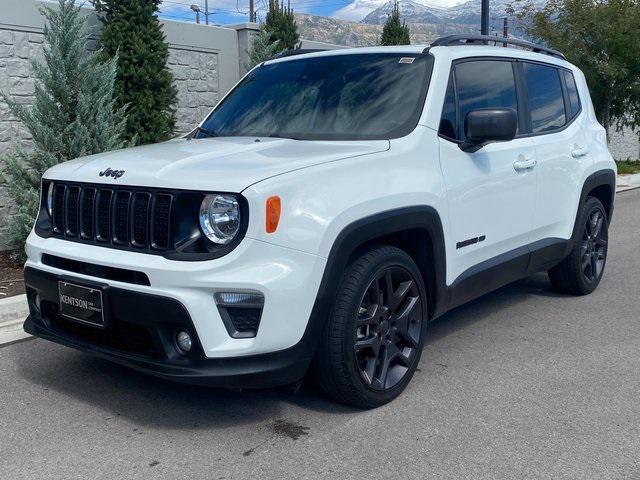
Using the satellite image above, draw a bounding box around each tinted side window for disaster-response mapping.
[439,74,457,140]
[563,70,581,118]
[455,60,518,140]
[523,63,566,133]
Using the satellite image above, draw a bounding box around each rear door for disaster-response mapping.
[438,58,538,285]
[522,63,590,247]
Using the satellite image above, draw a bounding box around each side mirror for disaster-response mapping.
[460,108,517,153]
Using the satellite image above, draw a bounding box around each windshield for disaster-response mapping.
[197,53,434,141]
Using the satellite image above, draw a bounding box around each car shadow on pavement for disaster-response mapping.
[15,339,357,430]
[15,273,563,425]
[15,348,286,428]
[426,273,564,343]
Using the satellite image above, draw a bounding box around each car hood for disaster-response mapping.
[44,137,390,192]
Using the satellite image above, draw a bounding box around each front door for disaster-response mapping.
[437,58,538,285]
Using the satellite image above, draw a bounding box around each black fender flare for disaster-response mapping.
[570,169,616,245]
[292,206,448,363]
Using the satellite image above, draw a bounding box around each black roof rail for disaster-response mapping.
[429,34,566,60]
[273,48,327,59]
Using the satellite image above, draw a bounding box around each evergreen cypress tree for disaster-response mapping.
[94,0,177,145]
[381,1,411,46]
[265,0,300,51]
[247,26,281,69]
[0,0,128,260]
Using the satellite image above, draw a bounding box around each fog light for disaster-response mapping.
[176,330,193,353]
[215,292,264,306]
[215,291,264,339]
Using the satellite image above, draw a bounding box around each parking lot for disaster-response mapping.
[1,189,639,480]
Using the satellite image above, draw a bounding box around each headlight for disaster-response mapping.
[199,194,241,245]
[46,182,54,217]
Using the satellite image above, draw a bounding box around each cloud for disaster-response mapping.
[332,0,387,21]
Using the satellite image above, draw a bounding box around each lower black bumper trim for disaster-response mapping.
[23,266,313,389]
[24,316,311,388]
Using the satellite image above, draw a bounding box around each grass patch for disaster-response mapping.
[616,159,640,175]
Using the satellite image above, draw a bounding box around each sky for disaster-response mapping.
[158,0,469,25]
[159,0,355,25]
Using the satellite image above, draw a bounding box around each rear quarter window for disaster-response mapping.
[563,70,582,119]
[523,63,566,133]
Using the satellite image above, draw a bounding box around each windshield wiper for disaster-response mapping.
[193,126,219,138]
[264,134,302,141]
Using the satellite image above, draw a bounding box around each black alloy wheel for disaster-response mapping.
[548,196,609,295]
[315,246,427,408]
[354,266,423,391]
[581,207,608,283]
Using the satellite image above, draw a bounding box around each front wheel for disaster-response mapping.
[548,196,609,295]
[314,246,427,408]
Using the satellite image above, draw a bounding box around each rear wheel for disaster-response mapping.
[548,196,609,295]
[315,246,427,408]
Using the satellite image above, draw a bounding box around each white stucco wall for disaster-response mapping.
[609,126,640,161]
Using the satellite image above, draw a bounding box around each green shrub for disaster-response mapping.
[246,1,301,70]
[616,159,640,174]
[247,26,281,70]
[0,0,128,262]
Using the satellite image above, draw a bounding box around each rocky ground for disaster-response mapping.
[0,251,24,299]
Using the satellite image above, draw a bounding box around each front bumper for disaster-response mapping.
[23,267,312,388]
[25,232,326,358]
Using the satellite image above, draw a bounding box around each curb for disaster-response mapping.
[617,185,640,193]
[0,294,29,324]
[617,173,640,193]
[0,294,30,346]
[0,318,31,347]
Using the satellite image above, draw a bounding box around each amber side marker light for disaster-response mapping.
[266,196,281,233]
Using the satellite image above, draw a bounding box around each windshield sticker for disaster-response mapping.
[399,57,416,64]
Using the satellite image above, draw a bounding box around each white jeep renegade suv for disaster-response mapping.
[23,35,616,408]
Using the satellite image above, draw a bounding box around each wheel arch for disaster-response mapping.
[587,173,615,221]
[574,169,616,242]
[297,206,448,361]
[327,207,446,316]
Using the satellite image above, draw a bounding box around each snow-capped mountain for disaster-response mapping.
[333,0,468,22]
[361,0,546,34]
[296,0,546,48]
[362,0,448,24]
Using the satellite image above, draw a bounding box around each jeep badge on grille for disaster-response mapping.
[99,168,125,179]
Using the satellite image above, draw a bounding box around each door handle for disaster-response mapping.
[571,146,589,158]
[513,157,537,171]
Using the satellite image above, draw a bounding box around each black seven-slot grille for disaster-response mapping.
[37,181,249,260]
[50,183,173,252]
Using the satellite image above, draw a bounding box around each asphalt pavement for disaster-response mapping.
[1,189,639,480]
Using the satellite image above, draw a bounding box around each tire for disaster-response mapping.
[548,196,609,295]
[314,245,428,408]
